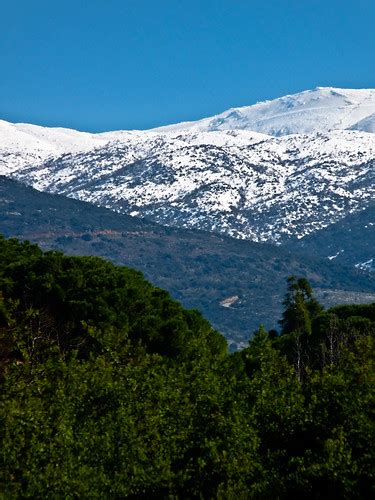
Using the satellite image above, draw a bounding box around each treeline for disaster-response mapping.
[0,235,373,498]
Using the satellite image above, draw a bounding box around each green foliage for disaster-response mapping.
[0,238,374,498]
[280,276,323,336]
[2,174,374,349]
[0,235,226,363]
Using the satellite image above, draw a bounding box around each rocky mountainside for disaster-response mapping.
[0,87,374,244]
[1,176,374,348]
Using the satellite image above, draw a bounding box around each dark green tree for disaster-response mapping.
[280,276,322,336]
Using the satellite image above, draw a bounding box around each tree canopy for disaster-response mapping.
[0,235,374,498]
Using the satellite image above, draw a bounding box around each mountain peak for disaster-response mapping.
[154,87,375,136]
[0,86,374,249]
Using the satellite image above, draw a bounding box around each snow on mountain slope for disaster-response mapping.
[9,128,375,243]
[0,87,374,244]
[155,87,375,136]
[0,119,113,174]
[350,112,375,133]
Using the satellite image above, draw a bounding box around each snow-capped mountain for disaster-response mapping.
[0,119,138,174]
[155,87,375,136]
[0,87,374,244]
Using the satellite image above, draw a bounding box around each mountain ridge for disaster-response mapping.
[1,87,374,245]
[154,87,375,135]
[6,128,374,243]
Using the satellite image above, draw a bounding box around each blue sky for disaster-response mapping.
[1,0,374,131]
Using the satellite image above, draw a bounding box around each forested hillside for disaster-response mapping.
[0,236,374,498]
[2,176,374,349]
[290,204,375,272]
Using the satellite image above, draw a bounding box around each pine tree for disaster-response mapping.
[280,276,322,335]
